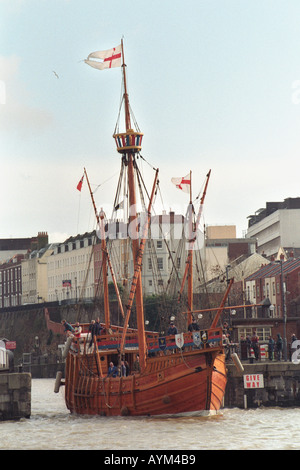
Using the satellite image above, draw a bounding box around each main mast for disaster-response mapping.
[113,40,147,371]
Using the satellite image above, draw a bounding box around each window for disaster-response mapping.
[277,282,280,294]
[247,286,250,301]
[148,258,152,270]
[238,327,271,342]
[157,258,163,270]
[256,327,272,342]
[157,240,162,249]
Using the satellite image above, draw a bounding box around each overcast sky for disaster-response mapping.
[2,0,300,243]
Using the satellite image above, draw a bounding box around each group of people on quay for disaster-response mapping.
[221,321,299,362]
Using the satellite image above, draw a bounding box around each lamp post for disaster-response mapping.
[276,258,287,361]
[226,264,231,325]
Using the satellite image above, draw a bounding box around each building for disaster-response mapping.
[21,245,56,304]
[227,254,300,346]
[0,233,49,308]
[204,225,257,283]
[247,197,300,258]
[0,233,48,264]
[244,256,300,318]
[47,232,96,303]
[0,254,24,308]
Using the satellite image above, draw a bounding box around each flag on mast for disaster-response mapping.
[85,44,122,70]
[171,174,191,193]
[77,175,84,192]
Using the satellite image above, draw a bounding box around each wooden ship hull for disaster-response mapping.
[64,327,227,417]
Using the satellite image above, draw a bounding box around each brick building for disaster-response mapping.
[229,254,300,349]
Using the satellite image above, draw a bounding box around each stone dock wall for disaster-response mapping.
[225,361,300,408]
[0,372,31,421]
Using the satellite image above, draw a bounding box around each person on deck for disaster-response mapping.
[61,320,74,336]
[167,322,178,335]
[74,322,82,339]
[188,318,200,332]
[133,354,141,373]
[107,362,118,378]
[94,318,103,336]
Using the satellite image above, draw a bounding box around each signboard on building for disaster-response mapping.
[243,374,264,389]
[5,341,16,350]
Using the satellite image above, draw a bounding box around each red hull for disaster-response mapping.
[64,339,227,417]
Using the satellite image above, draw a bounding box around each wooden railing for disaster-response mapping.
[71,324,223,356]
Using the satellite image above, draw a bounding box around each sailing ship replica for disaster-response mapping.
[57,40,234,417]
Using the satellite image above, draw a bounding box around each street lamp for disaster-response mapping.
[276,258,287,361]
[226,264,231,325]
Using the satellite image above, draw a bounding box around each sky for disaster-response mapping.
[2,0,300,244]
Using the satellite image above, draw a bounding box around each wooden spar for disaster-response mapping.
[178,170,211,320]
[120,169,159,364]
[210,278,234,329]
[83,168,124,322]
[121,39,131,131]
[182,303,261,314]
[98,209,110,328]
[187,170,193,326]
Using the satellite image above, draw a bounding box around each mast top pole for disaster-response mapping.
[121,39,131,132]
[113,39,143,154]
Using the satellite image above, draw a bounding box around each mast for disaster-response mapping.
[120,169,159,355]
[83,168,110,327]
[178,170,211,327]
[113,39,147,371]
[187,170,193,326]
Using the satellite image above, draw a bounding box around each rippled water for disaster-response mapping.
[1,378,300,450]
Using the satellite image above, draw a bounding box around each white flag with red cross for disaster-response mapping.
[171,174,191,193]
[85,44,122,70]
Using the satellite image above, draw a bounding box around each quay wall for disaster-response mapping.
[225,361,300,408]
[0,372,31,421]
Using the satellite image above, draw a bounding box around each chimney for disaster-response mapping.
[37,232,48,250]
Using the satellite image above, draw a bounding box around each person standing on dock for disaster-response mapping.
[268,336,275,361]
[290,334,297,361]
[251,331,259,361]
[276,333,283,361]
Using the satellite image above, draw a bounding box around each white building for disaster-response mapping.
[247,198,300,258]
[22,245,55,304]
[47,233,96,303]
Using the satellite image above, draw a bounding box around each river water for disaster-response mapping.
[1,378,300,451]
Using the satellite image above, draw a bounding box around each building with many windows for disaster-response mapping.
[22,245,55,304]
[247,197,300,258]
[0,254,24,308]
[47,232,96,303]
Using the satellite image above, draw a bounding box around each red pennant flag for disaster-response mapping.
[77,175,84,192]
